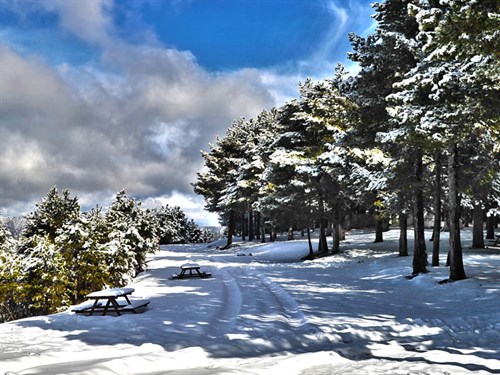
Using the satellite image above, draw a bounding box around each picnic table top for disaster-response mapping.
[86,287,135,298]
[181,263,200,269]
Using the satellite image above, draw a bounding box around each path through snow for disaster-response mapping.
[1,228,499,374]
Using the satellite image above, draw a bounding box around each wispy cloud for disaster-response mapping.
[258,0,376,103]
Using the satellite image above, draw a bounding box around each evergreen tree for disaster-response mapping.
[390,0,499,280]
[194,119,249,248]
[1,189,166,320]
[105,190,159,283]
[55,207,112,303]
[193,0,499,276]
[233,111,280,241]
[156,205,184,244]
[10,187,81,316]
[18,234,70,315]
[0,216,17,253]
[0,217,22,322]
[21,186,80,250]
[156,205,207,244]
[262,73,360,254]
[263,92,332,253]
[348,0,427,271]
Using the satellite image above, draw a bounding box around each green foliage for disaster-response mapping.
[1,187,208,321]
[55,209,111,302]
[0,218,23,322]
[105,190,159,279]
[18,234,71,315]
[0,216,17,252]
[22,186,80,246]
[156,205,188,244]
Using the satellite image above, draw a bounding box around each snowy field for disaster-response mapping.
[1,228,499,375]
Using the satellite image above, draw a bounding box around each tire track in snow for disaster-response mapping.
[205,257,331,353]
[208,264,331,352]
[206,267,243,338]
[253,269,309,326]
[242,267,330,346]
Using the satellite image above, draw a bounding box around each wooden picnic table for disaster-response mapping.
[171,263,212,279]
[72,287,150,316]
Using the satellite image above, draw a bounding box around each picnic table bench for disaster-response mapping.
[490,234,500,247]
[171,263,212,279]
[72,287,150,316]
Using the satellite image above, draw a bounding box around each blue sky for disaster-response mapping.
[2,0,374,71]
[130,0,356,71]
[0,0,375,225]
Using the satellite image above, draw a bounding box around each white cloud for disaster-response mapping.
[0,0,376,223]
[142,192,220,227]
[148,120,198,158]
[259,70,302,104]
[0,41,274,221]
[41,0,115,46]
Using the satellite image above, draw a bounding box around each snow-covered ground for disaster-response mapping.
[1,228,499,375]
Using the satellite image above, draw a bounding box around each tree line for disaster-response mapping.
[193,0,500,280]
[0,187,214,322]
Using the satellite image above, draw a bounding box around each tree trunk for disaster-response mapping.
[432,152,442,267]
[224,209,235,249]
[486,213,494,239]
[318,218,328,254]
[442,208,450,232]
[375,219,384,243]
[317,192,328,254]
[307,226,314,257]
[399,212,408,256]
[260,215,266,243]
[241,212,246,241]
[255,211,261,241]
[448,143,466,281]
[339,214,346,241]
[462,208,471,227]
[472,201,484,248]
[332,199,340,254]
[412,147,428,274]
[248,210,254,241]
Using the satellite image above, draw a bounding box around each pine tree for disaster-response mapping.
[19,234,71,315]
[348,0,422,258]
[390,0,499,280]
[194,119,250,249]
[156,205,183,244]
[105,190,159,283]
[12,187,81,316]
[55,207,111,303]
[0,216,17,253]
[156,205,205,244]
[0,217,22,321]
[21,186,80,250]
[234,111,280,241]
[262,73,357,254]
